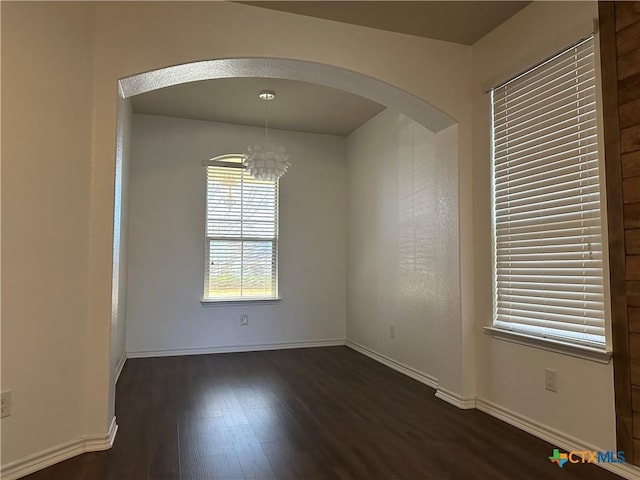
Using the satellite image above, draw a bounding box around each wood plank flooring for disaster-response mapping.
[24,346,623,479]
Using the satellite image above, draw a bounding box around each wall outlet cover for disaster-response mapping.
[544,369,558,393]
[1,390,12,418]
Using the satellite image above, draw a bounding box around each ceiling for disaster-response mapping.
[131,77,386,137]
[132,2,531,135]
[238,1,530,45]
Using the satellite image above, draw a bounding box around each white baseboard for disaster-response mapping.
[84,416,118,452]
[344,341,634,478]
[114,354,126,385]
[345,340,476,409]
[476,398,640,480]
[127,338,346,358]
[345,340,438,389]
[434,387,476,409]
[1,416,118,480]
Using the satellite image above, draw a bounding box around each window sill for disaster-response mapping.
[483,327,612,364]
[201,297,282,307]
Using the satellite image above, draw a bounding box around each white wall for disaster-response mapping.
[346,109,460,392]
[2,0,473,470]
[110,96,132,386]
[126,114,347,355]
[1,0,473,472]
[472,1,617,451]
[2,0,624,474]
[1,0,96,467]
[87,1,473,442]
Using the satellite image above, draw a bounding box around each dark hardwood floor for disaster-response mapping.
[25,346,622,479]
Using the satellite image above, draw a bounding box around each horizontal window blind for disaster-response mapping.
[491,36,606,347]
[204,157,278,300]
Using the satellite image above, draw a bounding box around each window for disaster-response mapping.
[490,36,608,350]
[203,155,279,301]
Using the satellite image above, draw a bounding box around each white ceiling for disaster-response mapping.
[131,77,386,137]
[132,2,530,136]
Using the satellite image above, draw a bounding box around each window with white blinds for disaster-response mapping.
[491,35,607,348]
[204,155,279,301]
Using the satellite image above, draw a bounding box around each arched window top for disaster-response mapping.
[202,153,246,168]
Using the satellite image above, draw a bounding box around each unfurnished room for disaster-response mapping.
[2,1,640,479]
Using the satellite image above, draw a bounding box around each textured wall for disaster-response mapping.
[126,114,347,355]
[346,109,460,390]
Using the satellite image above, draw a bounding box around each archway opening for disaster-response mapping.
[109,57,460,419]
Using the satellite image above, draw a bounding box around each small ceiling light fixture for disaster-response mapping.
[244,90,291,181]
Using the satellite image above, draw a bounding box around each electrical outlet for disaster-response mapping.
[545,369,558,393]
[240,314,248,326]
[389,324,395,338]
[1,390,12,418]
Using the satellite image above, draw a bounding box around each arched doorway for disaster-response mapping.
[110,56,460,423]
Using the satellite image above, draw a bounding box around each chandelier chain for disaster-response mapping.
[264,95,269,144]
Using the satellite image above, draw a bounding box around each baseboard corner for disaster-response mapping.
[114,354,127,385]
[434,387,476,409]
[0,418,118,480]
[85,416,118,452]
[345,339,438,390]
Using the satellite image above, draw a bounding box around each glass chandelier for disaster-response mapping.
[244,90,291,180]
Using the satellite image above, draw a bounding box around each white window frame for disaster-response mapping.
[485,35,613,363]
[201,154,281,305]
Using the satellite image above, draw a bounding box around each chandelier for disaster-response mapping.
[244,90,291,180]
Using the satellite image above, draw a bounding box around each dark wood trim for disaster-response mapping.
[619,100,640,130]
[627,230,640,255]
[616,19,640,56]
[622,151,640,178]
[628,280,640,306]
[634,385,640,409]
[625,203,640,229]
[631,307,640,331]
[615,2,640,31]
[618,72,640,103]
[599,0,635,464]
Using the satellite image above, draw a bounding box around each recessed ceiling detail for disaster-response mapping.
[131,77,386,137]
